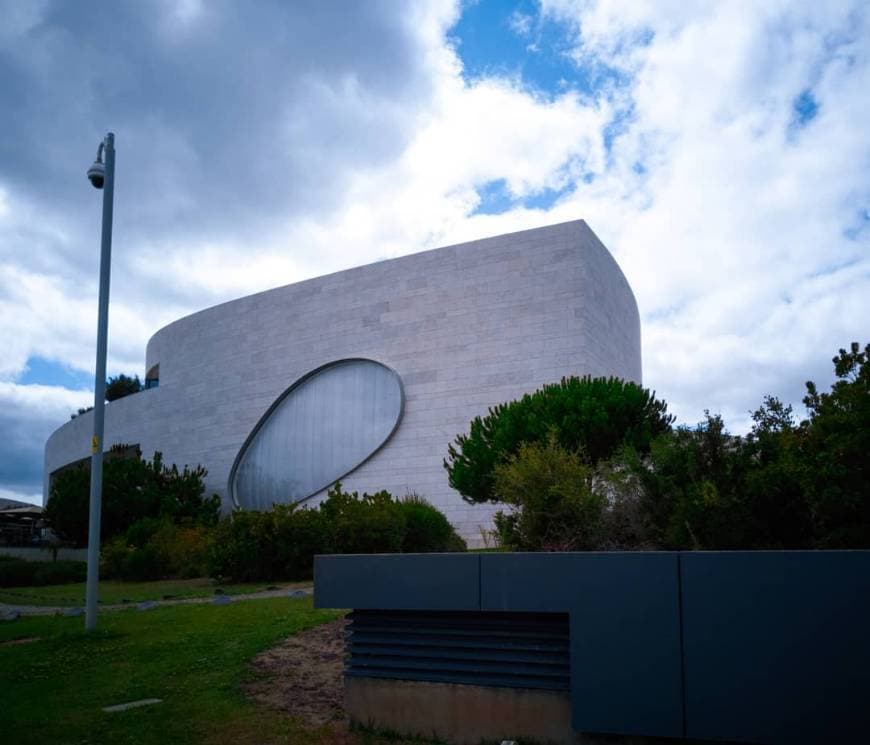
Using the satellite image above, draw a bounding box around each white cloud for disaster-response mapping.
[509,11,535,38]
[526,0,870,427]
[0,0,868,499]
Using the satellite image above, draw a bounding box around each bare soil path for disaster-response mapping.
[244,618,348,727]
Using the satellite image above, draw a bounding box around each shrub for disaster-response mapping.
[101,518,212,581]
[151,523,212,579]
[320,484,406,555]
[593,447,657,550]
[0,558,86,588]
[621,347,870,551]
[100,537,132,580]
[101,536,166,582]
[445,376,673,504]
[800,342,870,547]
[124,516,167,548]
[208,510,278,582]
[492,434,604,551]
[45,450,220,546]
[398,494,466,552]
[120,544,166,582]
[208,484,464,582]
[272,505,331,580]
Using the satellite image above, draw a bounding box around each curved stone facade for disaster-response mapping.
[44,220,641,543]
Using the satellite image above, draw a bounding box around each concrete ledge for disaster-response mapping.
[0,547,87,562]
[346,676,573,745]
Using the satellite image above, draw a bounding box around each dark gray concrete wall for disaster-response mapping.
[680,551,870,744]
[315,550,870,744]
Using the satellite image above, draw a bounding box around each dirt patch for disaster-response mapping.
[0,636,40,646]
[244,618,348,728]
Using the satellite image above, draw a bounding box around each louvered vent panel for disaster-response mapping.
[346,609,570,690]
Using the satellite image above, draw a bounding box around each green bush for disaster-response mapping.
[492,434,603,551]
[320,484,406,555]
[595,343,870,551]
[100,537,132,581]
[799,343,870,547]
[149,522,212,579]
[120,544,166,582]
[123,516,167,548]
[445,375,673,504]
[0,558,87,587]
[208,483,465,582]
[45,450,220,546]
[101,518,212,581]
[273,505,331,580]
[398,495,467,552]
[208,509,280,583]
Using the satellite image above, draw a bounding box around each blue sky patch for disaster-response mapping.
[792,89,819,127]
[449,0,618,97]
[472,178,575,215]
[843,208,870,241]
[522,182,576,210]
[473,179,514,215]
[18,356,93,390]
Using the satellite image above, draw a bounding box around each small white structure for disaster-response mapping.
[44,220,641,543]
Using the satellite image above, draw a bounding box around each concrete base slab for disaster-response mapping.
[345,677,573,745]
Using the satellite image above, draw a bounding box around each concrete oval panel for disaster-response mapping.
[230,359,403,509]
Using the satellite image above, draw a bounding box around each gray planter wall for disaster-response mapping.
[315,550,870,744]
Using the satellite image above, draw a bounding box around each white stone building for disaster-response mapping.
[44,220,641,544]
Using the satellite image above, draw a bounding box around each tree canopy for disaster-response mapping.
[444,375,674,504]
[105,373,144,401]
[458,344,869,551]
[44,450,220,546]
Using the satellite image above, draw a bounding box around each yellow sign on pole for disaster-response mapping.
[91,435,99,454]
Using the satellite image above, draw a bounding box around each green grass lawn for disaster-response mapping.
[0,577,309,607]
[1,596,344,744]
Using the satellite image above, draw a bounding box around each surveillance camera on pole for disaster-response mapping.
[87,147,106,189]
[84,132,115,632]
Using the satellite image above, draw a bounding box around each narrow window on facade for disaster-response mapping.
[144,364,159,390]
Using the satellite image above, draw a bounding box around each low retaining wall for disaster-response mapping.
[0,546,87,562]
[315,551,870,745]
[346,677,573,745]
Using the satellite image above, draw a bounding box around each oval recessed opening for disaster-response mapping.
[229,358,403,510]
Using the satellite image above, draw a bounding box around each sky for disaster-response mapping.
[0,0,868,506]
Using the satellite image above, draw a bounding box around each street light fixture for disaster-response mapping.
[84,132,115,631]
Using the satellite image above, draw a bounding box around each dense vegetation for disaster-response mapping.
[445,375,673,504]
[105,373,144,401]
[209,483,466,582]
[43,449,220,581]
[101,519,214,582]
[486,343,870,551]
[44,449,220,548]
[46,447,463,582]
[0,556,86,588]
[43,342,868,582]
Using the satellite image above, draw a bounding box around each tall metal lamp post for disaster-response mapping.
[84,132,115,631]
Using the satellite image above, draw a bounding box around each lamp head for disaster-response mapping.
[87,159,105,189]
